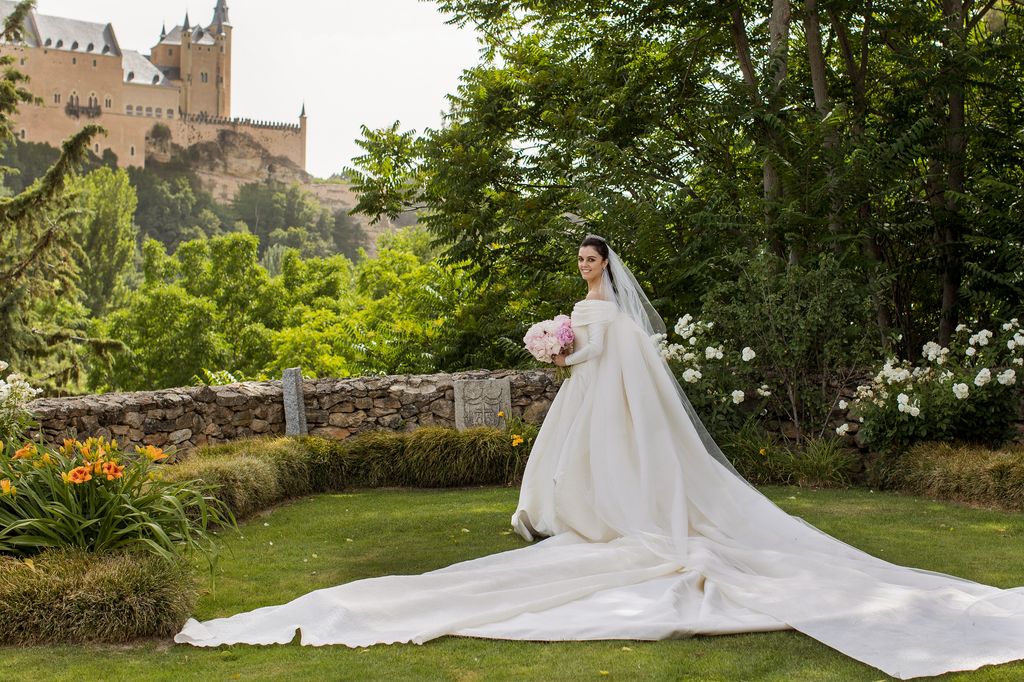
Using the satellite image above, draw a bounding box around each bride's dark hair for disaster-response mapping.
[580,235,615,291]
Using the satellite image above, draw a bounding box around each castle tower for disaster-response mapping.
[211,0,232,117]
[299,103,308,170]
[179,12,192,115]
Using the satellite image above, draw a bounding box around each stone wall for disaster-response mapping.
[25,370,560,456]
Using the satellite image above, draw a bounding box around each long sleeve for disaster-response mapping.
[564,319,610,366]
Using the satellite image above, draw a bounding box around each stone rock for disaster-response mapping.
[251,419,269,433]
[310,426,352,440]
[169,429,193,444]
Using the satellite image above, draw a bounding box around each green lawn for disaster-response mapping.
[4,485,1024,681]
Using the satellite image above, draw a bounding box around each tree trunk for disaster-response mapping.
[936,0,967,346]
[804,0,843,247]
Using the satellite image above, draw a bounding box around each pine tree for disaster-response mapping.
[0,0,107,394]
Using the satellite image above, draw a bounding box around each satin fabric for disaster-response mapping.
[177,300,1024,679]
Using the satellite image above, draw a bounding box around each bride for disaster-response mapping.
[177,235,1024,679]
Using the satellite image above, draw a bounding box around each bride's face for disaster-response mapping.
[578,246,606,286]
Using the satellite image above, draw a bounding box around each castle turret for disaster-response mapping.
[210,1,232,118]
[212,0,230,30]
[180,11,192,115]
[299,103,308,171]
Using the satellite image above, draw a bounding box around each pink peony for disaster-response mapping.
[524,316,574,363]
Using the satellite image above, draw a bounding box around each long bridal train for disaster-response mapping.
[176,299,1024,680]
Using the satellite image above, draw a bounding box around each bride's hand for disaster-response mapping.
[553,354,567,367]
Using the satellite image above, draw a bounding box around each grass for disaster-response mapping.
[3,485,1024,681]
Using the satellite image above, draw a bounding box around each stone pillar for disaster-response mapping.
[282,367,308,436]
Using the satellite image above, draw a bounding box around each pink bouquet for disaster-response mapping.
[523,315,574,368]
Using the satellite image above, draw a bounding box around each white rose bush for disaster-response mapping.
[0,361,42,443]
[653,314,770,437]
[852,320,1023,452]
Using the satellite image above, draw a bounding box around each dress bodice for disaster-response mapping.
[565,299,618,367]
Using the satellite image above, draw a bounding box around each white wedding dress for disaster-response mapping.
[176,298,1024,679]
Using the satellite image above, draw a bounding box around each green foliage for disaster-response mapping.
[0,548,195,645]
[67,167,139,316]
[0,436,234,564]
[885,442,1024,511]
[720,421,854,488]
[0,2,111,394]
[699,252,874,441]
[348,0,1024,375]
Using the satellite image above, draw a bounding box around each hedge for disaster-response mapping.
[884,442,1024,511]
[0,549,195,645]
[164,426,534,520]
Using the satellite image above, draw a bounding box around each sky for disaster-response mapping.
[38,1,482,178]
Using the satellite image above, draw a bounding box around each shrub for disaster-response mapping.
[0,549,195,645]
[885,442,1024,510]
[853,321,1022,452]
[695,252,874,442]
[789,437,856,488]
[0,436,233,564]
[721,421,855,488]
[0,361,41,443]
[175,424,536,520]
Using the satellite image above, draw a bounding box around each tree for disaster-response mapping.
[348,0,1024,362]
[68,167,138,316]
[0,0,106,393]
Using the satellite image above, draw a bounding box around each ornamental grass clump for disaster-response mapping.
[0,436,233,565]
[0,548,195,645]
[853,320,1023,453]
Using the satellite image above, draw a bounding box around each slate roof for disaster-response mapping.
[159,24,218,46]
[0,0,121,56]
[122,49,173,87]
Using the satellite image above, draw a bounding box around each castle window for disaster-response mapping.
[167,109,174,120]
[72,41,79,50]
[126,104,132,115]
[19,58,25,66]
[55,39,62,48]
[72,57,77,65]
[105,97,112,109]
[201,72,209,83]
[53,93,61,104]
[94,143,100,153]
[135,105,142,114]
[130,145,136,157]
[92,59,97,68]
[87,43,94,52]
[145,107,153,117]
[20,129,25,140]
[156,108,163,118]
[168,49,173,56]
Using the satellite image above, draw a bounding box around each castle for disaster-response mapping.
[0,1,307,171]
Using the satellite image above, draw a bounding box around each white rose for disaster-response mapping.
[953,383,970,400]
[1008,340,1017,351]
[974,368,991,387]
[1015,358,1024,366]
[0,360,7,372]
[908,406,920,417]
[682,369,702,383]
[838,400,848,410]
[741,347,756,362]
[689,337,697,346]
[966,347,977,357]
[897,393,910,405]
[956,323,968,333]
[836,423,850,436]
[731,390,745,404]
[997,369,1016,386]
